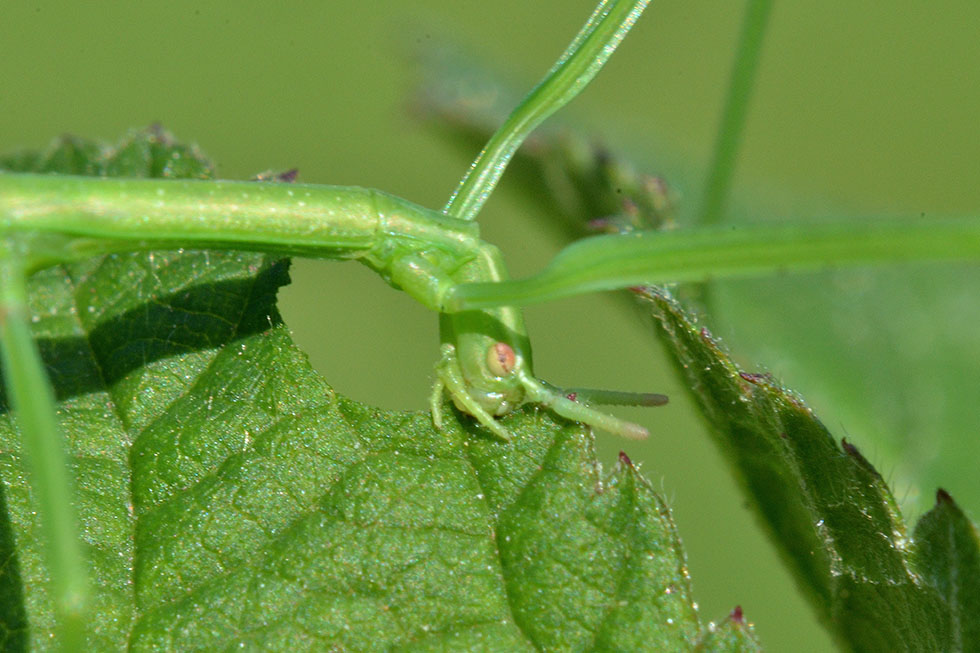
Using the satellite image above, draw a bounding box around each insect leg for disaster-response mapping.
[565,388,668,407]
[434,343,513,441]
[429,368,447,431]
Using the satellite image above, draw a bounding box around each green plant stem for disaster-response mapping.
[443,0,649,222]
[445,216,980,310]
[0,258,88,649]
[698,0,773,226]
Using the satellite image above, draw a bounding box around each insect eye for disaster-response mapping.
[487,342,516,377]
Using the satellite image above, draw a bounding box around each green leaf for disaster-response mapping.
[911,489,980,649]
[709,267,980,516]
[0,130,754,650]
[643,287,979,652]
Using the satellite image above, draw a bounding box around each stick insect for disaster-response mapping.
[2,0,980,646]
[3,0,661,444]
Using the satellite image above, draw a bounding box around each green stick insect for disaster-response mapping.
[2,0,980,646]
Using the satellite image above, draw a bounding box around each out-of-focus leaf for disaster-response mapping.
[0,130,748,651]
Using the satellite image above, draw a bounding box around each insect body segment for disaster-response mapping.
[423,232,660,441]
[430,240,535,439]
[0,171,662,441]
[433,335,659,441]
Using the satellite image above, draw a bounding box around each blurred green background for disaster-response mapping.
[3,2,978,650]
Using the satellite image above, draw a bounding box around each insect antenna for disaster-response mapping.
[518,377,663,440]
[564,388,668,407]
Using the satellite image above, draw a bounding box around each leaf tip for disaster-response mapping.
[935,487,955,506]
[841,437,882,479]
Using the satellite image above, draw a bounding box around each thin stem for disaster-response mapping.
[442,0,649,222]
[698,0,773,226]
[0,258,88,649]
[445,216,980,310]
